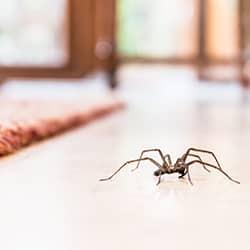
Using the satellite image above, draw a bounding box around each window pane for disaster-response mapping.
[205,0,239,59]
[0,0,68,67]
[117,0,198,58]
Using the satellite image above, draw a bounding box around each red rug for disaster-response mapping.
[0,98,123,156]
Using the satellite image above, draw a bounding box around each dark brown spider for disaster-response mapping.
[100,148,240,185]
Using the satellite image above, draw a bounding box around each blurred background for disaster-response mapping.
[0,0,249,87]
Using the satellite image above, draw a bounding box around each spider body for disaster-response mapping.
[100,148,240,185]
[153,159,185,177]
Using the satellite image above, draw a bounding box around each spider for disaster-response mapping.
[99,148,240,185]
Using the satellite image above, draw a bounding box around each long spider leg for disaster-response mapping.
[156,176,161,185]
[184,153,210,172]
[187,167,194,185]
[184,148,222,169]
[132,149,167,172]
[187,160,240,184]
[99,157,162,182]
[163,154,172,165]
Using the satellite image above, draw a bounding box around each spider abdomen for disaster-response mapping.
[154,168,174,176]
[154,169,167,176]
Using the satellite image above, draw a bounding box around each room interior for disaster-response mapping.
[0,1,250,250]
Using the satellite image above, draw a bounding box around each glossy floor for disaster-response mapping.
[0,66,249,250]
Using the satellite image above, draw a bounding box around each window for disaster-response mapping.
[0,0,68,67]
[205,0,239,61]
[117,0,198,60]
[0,0,93,78]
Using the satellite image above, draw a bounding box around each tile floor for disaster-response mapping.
[0,65,249,250]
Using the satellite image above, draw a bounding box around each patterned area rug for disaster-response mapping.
[0,98,123,156]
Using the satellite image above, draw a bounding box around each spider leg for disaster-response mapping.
[183,148,222,169]
[156,174,162,185]
[187,167,194,185]
[131,149,167,172]
[99,157,162,181]
[187,160,240,184]
[184,153,210,172]
[164,154,172,165]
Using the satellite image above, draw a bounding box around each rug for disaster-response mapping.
[0,98,123,156]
